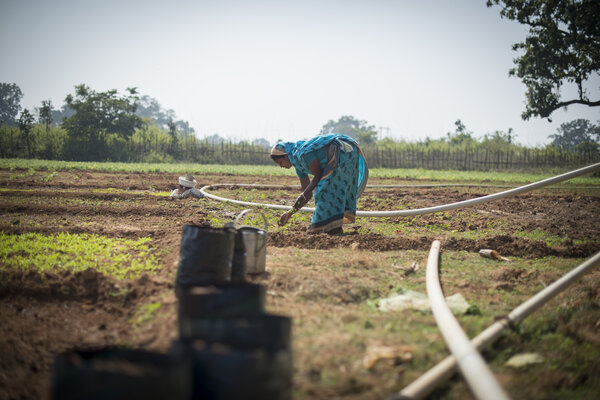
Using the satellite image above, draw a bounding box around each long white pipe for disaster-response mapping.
[393,250,600,400]
[199,162,600,217]
[425,240,510,400]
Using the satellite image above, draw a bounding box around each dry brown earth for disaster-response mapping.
[1,169,599,399]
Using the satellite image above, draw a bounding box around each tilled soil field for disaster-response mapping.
[1,169,599,399]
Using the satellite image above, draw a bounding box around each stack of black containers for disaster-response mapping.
[50,224,292,400]
[172,225,293,400]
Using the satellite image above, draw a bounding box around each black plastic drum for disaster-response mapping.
[51,347,190,400]
[175,225,235,290]
[177,283,266,340]
[171,313,292,400]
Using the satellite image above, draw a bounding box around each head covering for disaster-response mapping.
[178,174,197,188]
[270,144,287,156]
[271,141,305,163]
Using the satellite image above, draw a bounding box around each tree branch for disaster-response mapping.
[524,16,569,35]
[555,98,600,109]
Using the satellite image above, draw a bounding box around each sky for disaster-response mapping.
[1,0,599,147]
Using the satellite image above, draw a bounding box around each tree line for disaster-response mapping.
[1,81,599,169]
[0,80,598,171]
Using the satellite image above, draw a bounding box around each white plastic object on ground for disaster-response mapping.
[378,290,470,315]
[178,175,197,188]
[170,188,204,199]
[505,353,545,368]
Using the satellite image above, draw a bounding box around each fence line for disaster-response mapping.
[360,146,600,171]
[147,142,600,171]
[2,125,599,171]
[184,144,599,171]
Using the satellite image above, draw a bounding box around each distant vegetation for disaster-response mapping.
[1,83,599,171]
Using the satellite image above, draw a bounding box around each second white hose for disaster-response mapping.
[426,240,510,400]
[200,162,600,217]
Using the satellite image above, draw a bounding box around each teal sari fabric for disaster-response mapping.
[274,133,369,232]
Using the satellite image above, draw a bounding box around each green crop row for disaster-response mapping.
[0,158,295,176]
[0,231,160,279]
[2,158,599,185]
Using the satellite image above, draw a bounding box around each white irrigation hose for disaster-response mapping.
[199,162,600,217]
[425,241,510,400]
[393,250,600,400]
[200,184,317,212]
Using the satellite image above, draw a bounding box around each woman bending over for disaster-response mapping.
[270,133,368,234]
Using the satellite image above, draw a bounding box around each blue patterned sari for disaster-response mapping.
[275,133,368,233]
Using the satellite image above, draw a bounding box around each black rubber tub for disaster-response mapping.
[175,225,235,290]
[171,313,292,400]
[179,314,290,350]
[50,347,190,400]
[178,282,265,319]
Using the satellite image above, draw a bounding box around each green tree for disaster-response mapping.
[487,0,600,120]
[548,119,599,151]
[482,129,514,150]
[167,119,179,156]
[356,128,378,145]
[51,104,75,126]
[136,95,194,134]
[38,100,55,159]
[62,85,143,160]
[38,100,53,130]
[0,82,23,126]
[320,115,378,144]
[18,108,35,158]
[447,119,476,146]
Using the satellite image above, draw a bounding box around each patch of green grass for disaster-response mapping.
[3,158,599,186]
[514,229,568,247]
[9,167,36,180]
[0,158,298,176]
[0,231,160,279]
[2,194,137,209]
[0,188,37,193]
[370,167,600,185]
[0,187,171,198]
[42,170,58,182]
[129,301,162,327]
[489,292,600,399]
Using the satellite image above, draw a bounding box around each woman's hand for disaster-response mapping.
[278,211,292,226]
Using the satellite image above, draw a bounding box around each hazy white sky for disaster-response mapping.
[1,0,599,146]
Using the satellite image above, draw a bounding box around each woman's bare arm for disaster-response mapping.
[304,159,322,196]
[299,176,310,191]
[280,146,331,225]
